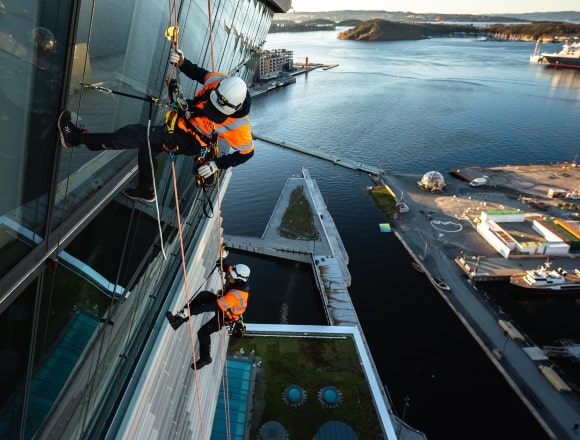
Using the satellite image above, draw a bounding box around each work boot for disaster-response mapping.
[125,187,155,203]
[165,311,188,330]
[58,110,87,147]
[191,357,212,370]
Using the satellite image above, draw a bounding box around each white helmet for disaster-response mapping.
[210,76,247,116]
[229,264,250,282]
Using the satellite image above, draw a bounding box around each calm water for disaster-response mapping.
[222,31,579,439]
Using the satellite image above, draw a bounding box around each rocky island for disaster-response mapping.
[338,18,580,42]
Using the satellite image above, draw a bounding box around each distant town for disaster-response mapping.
[253,11,580,89]
[273,9,580,25]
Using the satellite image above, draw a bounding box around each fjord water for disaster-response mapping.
[222,31,578,439]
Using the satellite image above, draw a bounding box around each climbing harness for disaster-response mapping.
[229,316,246,338]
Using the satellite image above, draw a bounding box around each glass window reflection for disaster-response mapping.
[0,0,73,276]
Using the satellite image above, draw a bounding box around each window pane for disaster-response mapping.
[0,282,36,438]
[0,0,73,276]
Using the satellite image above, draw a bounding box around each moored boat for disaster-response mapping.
[411,261,425,273]
[540,38,580,69]
[509,260,580,293]
[433,277,451,291]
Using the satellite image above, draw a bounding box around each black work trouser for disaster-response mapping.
[187,291,223,360]
[197,314,224,360]
[84,124,201,190]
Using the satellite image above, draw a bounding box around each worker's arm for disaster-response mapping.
[179,59,210,84]
[170,49,209,84]
[215,149,254,170]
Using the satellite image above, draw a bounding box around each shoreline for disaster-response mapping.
[248,80,579,438]
[251,125,580,438]
[378,164,579,440]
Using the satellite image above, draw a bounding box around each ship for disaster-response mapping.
[540,38,580,69]
[509,260,580,293]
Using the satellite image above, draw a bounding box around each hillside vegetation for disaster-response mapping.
[337,19,580,41]
[338,19,480,41]
[273,10,580,24]
[484,22,580,40]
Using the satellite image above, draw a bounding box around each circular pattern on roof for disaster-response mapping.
[258,420,289,440]
[282,385,307,407]
[314,420,358,439]
[318,386,343,408]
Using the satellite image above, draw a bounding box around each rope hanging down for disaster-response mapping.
[163,5,210,438]
[204,1,235,434]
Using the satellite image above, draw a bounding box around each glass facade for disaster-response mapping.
[0,0,280,438]
[0,0,74,276]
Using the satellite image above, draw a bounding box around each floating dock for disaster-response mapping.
[538,365,572,393]
[498,319,525,341]
[449,168,476,182]
[224,168,355,326]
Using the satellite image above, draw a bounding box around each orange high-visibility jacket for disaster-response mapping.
[177,72,254,155]
[217,288,249,322]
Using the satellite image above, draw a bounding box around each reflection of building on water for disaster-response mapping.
[535,65,580,100]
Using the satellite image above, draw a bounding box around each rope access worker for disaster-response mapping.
[165,263,250,370]
[57,48,254,202]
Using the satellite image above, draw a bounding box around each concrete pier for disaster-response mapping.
[253,133,383,175]
[224,168,355,326]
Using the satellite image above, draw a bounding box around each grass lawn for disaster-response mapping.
[368,186,397,216]
[228,334,385,439]
[277,185,319,240]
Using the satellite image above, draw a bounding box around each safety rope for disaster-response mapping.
[145,117,168,260]
[162,1,238,438]
[216,214,233,440]
[51,0,165,434]
[169,151,207,439]
[206,0,216,72]
[204,2,233,437]
[163,2,210,437]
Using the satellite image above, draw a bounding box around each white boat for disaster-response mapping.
[411,261,424,273]
[510,260,580,293]
[433,277,451,291]
[540,38,580,69]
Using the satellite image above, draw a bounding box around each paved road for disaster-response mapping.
[379,166,580,440]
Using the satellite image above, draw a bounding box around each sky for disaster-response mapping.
[288,1,580,15]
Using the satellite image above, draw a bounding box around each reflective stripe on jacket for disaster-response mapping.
[217,288,249,321]
[176,72,254,154]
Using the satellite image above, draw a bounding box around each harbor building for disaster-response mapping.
[255,49,295,81]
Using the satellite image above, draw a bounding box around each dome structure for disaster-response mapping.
[282,385,307,407]
[417,170,446,192]
[317,386,343,408]
[258,421,289,440]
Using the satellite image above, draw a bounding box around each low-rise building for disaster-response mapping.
[256,49,294,81]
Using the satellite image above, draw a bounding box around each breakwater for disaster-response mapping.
[252,133,383,175]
